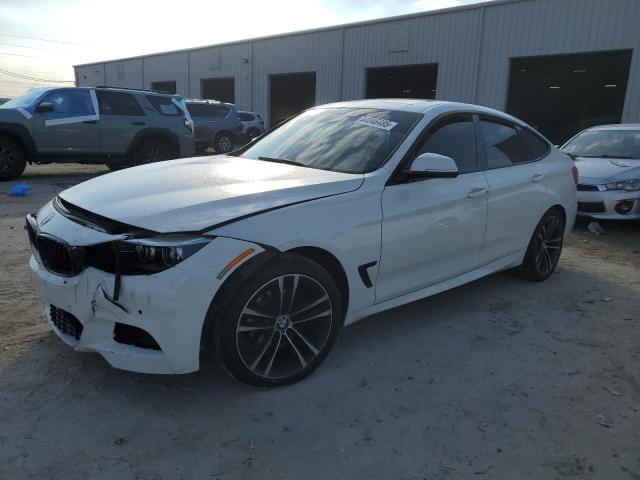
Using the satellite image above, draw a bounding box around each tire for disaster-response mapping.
[208,253,343,387]
[132,139,172,166]
[520,208,565,281]
[247,128,261,140]
[213,132,234,154]
[0,135,27,181]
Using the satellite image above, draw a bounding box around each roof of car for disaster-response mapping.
[586,124,640,131]
[315,98,520,118]
[186,99,235,107]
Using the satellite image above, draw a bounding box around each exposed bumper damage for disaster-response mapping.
[29,201,264,374]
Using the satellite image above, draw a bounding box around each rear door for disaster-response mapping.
[376,113,489,302]
[479,116,548,263]
[96,90,147,155]
[32,88,101,154]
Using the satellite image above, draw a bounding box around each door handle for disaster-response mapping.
[209,121,217,124]
[467,187,487,198]
[531,174,544,184]
[131,121,146,126]
[83,120,97,124]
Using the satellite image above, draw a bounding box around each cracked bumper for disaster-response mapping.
[30,236,263,374]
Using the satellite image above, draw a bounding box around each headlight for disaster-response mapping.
[605,179,640,191]
[120,237,211,274]
[85,236,211,275]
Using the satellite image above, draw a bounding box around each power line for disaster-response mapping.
[0,67,74,84]
[0,33,95,47]
[0,41,72,54]
[0,52,35,58]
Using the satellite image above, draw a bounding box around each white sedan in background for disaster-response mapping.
[562,124,640,220]
[27,99,577,386]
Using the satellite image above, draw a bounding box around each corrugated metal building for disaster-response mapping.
[74,0,640,143]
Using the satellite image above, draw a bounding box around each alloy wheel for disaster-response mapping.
[235,274,333,380]
[217,136,233,153]
[534,215,563,276]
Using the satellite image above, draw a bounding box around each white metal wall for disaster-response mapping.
[75,0,640,126]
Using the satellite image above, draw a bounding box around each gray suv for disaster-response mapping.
[186,99,243,154]
[0,86,195,181]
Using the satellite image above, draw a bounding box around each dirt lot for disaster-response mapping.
[1,164,639,480]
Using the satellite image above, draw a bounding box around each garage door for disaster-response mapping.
[506,50,633,144]
[269,72,316,128]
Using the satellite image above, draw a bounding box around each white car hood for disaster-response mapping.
[575,157,640,184]
[58,156,364,233]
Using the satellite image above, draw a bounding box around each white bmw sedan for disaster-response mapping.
[562,124,640,220]
[28,99,577,386]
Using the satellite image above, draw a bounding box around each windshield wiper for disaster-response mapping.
[258,157,307,167]
[575,154,638,160]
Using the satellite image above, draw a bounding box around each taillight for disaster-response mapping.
[572,165,579,185]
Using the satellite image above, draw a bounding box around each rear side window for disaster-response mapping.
[480,119,528,168]
[146,95,180,116]
[187,104,229,118]
[519,128,550,161]
[417,114,477,173]
[97,91,144,116]
[238,112,253,121]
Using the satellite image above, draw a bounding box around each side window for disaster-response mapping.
[238,112,253,121]
[480,118,528,168]
[206,105,229,118]
[97,91,144,116]
[417,114,477,173]
[519,127,550,161]
[146,95,180,116]
[43,90,95,118]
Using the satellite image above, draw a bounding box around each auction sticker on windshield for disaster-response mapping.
[353,116,398,131]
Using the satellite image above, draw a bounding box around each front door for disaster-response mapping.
[376,114,489,303]
[32,88,100,154]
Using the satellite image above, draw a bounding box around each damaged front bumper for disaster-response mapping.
[28,201,263,374]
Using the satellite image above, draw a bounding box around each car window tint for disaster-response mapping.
[146,95,180,116]
[207,105,229,118]
[480,119,528,168]
[519,127,549,161]
[97,91,144,116]
[417,114,477,173]
[44,90,95,117]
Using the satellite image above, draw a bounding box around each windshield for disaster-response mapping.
[561,129,640,159]
[0,88,48,109]
[240,107,422,174]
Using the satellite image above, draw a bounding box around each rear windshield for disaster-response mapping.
[562,129,640,159]
[240,107,422,174]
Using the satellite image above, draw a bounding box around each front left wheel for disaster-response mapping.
[209,253,343,387]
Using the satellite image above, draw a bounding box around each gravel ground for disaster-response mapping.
[1,164,639,480]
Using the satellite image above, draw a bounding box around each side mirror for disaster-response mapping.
[35,102,54,114]
[408,152,458,179]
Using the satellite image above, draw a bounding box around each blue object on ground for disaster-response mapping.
[9,182,31,197]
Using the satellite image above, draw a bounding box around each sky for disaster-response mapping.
[0,0,484,98]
